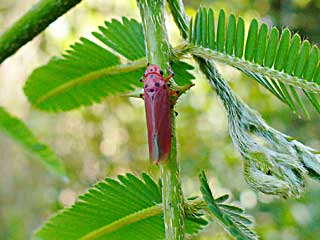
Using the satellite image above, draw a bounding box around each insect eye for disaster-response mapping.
[159,70,163,75]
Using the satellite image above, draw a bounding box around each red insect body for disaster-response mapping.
[142,64,172,163]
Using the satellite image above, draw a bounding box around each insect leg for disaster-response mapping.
[164,67,174,83]
[169,83,195,105]
[169,90,180,97]
[168,89,180,106]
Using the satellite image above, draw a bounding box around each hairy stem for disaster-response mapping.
[0,0,82,63]
[159,111,185,240]
[136,0,185,239]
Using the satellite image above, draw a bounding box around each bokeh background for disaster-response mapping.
[0,0,319,239]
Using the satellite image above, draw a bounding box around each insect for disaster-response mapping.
[140,64,175,163]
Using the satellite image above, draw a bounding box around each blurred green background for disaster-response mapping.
[0,0,319,239]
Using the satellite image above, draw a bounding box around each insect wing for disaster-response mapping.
[144,85,171,163]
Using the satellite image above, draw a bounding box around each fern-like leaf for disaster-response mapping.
[24,17,194,112]
[186,8,320,116]
[199,171,258,240]
[0,107,66,178]
[34,173,206,239]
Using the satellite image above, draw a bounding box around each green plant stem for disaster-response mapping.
[0,0,82,63]
[136,0,185,239]
[159,112,185,240]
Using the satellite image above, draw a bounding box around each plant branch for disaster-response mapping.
[168,0,320,198]
[136,0,185,239]
[0,0,82,63]
[176,44,320,93]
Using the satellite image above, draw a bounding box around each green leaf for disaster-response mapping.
[34,173,205,239]
[214,194,229,203]
[225,14,236,55]
[93,18,145,61]
[244,19,258,61]
[254,23,268,65]
[188,17,194,44]
[200,8,207,47]
[304,46,319,80]
[208,8,215,49]
[235,17,245,58]
[274,28,290,71]
[216,9,226,52]
[199,171,258,240]
[0,107,66,179]
[264,27,279,68]
[24,17,194,112]
[219,204,244,214]
[187,8,320,116]
[294,40,311,77]
[284,34,301,74]
[314,64,320,83]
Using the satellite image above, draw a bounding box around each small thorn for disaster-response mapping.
[167,83,171,87]
[174,111,178,117]
[160,70,163,75]
[147,62,150,66]
[140,78,143,82]
[139,94,143,98]
[176,90,180,95]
